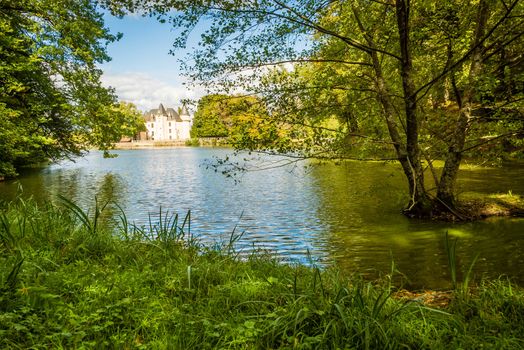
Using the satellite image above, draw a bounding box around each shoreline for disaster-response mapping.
[459,194,524,219]
[113,140,189,149]
[114,137,229,149]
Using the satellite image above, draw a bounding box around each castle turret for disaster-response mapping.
[180,104,191,122]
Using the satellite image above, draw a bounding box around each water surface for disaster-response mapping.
[1,148,523,289]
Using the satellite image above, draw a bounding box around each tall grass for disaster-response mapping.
[1,197,524,349]
[445,231,480,301]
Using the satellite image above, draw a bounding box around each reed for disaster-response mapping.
[445,231,480,302]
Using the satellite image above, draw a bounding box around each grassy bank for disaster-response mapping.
[1,199,524,349]
[459,192,524,219]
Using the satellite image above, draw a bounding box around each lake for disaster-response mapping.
[1,148,523,289]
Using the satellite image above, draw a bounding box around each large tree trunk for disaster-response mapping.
[435,0,489,210]
[395,0,431,217]
[354,2,430,217]
[375,66,429,216]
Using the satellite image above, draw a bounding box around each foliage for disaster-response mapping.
[190,94,272,146]
[89,102,146,156]
[108,0,524,217]
[0,0,142,178]
[1,197,524,348]
[190,95,231,138]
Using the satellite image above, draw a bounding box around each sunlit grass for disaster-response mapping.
[459,191,524,218]
[1,198,524,349]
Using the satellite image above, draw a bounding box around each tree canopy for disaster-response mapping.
[106,0,524,217]
[0,0,144,178]
[191,95,232,138]
[190,94,275,147]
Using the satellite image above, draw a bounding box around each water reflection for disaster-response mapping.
[1,150,523,289]
[308,161,524,288]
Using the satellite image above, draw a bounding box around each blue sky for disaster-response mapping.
[99,11,307,112]
[100,14,205,111]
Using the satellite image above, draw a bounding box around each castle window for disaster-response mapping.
[169,122,171,126]
[169,129,172,133]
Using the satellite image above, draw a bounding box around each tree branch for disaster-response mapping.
[413,0,521,98]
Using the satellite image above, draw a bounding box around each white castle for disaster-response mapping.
[143,103,192,141]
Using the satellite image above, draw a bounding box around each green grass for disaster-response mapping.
[458,191,524,218]
[1,198,524,349]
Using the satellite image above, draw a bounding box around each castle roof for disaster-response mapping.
[179,103,191,121]
[143,103,185,122]
[180,104,189,116]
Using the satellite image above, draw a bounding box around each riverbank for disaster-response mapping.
[113,140,189,149]
[460,192,524,218]
[114,137,228,149]
[433,192,524,221]
[1,198,524,349]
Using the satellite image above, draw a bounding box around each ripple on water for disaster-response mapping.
[1,149,523,289]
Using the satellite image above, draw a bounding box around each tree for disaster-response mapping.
[0,0,142,178]
[191,95,231,138]
[111,0,524,218]
[85,102,146,155]
[191,94,274,147]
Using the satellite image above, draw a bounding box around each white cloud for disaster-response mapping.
[101,72,205,111]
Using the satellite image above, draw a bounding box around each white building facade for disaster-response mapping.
[143,103,192,141]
